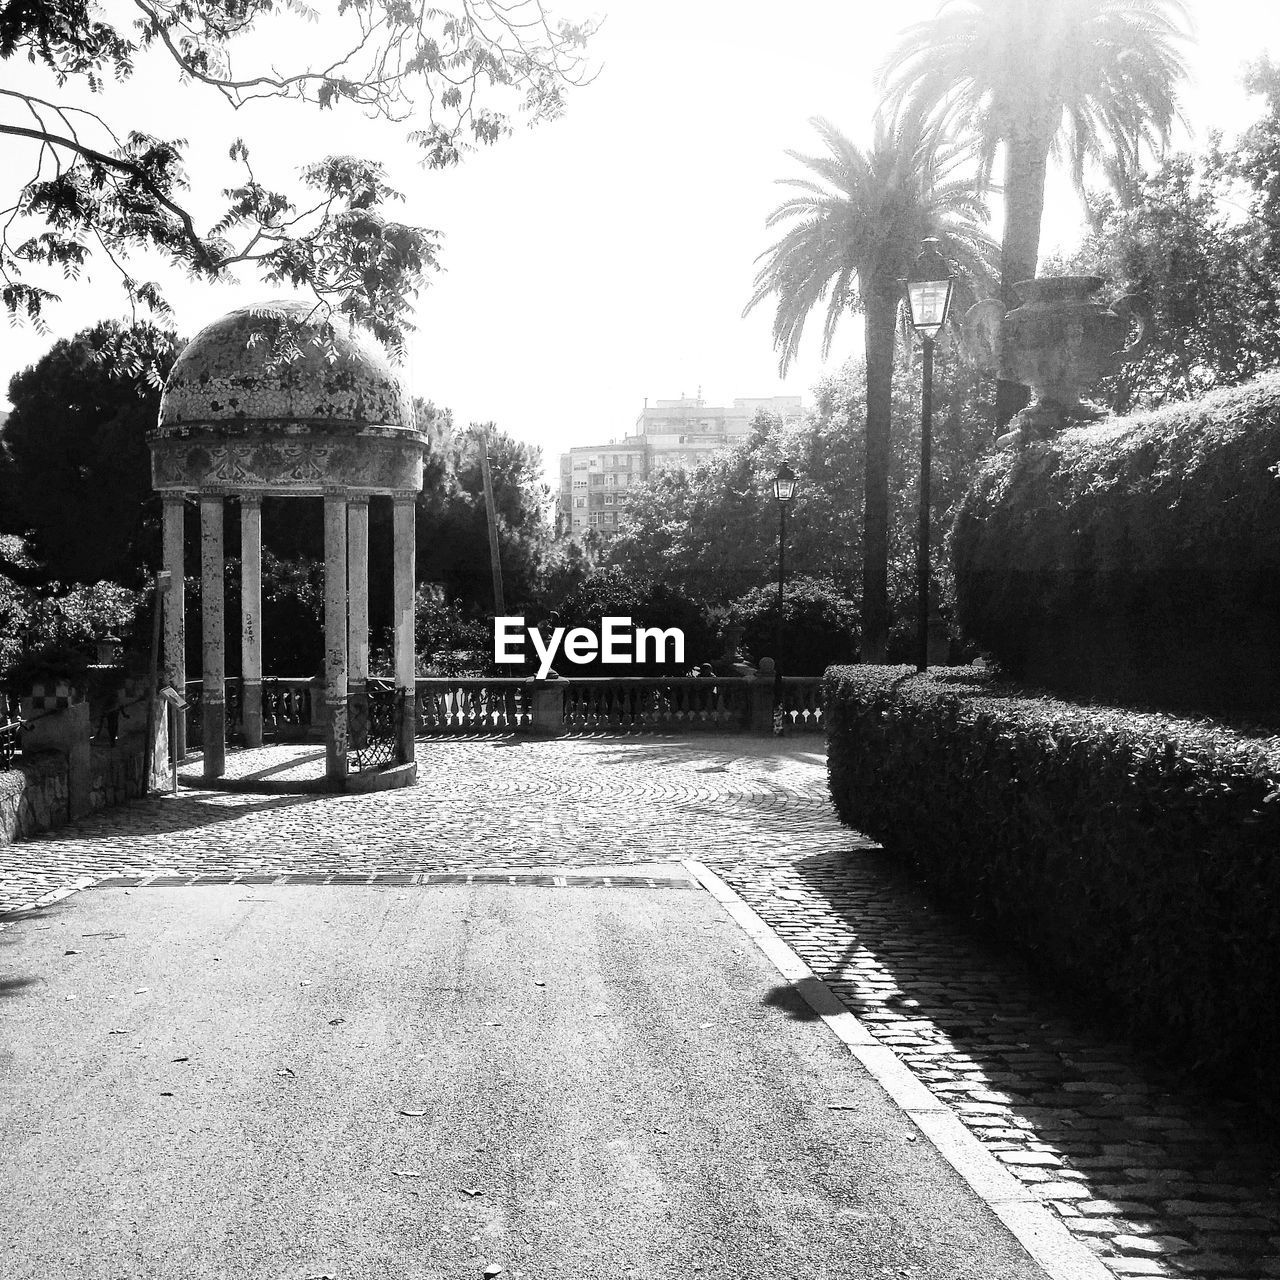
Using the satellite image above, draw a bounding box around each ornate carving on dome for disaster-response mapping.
[151,430,424,496]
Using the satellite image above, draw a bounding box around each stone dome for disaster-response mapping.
[158,300,413,432]
[149,300,426,497]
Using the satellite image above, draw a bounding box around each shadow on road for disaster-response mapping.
[761,982,822,1021]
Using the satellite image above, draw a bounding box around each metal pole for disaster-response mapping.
[773,499,786,732]
[917,336,934,674]
[476,424,506,616]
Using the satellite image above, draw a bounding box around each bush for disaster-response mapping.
[951,374,1280,723]
[825,664,1280,1112]
[728,575,858,675]
[414,594,493,676]
[551,566,717,675]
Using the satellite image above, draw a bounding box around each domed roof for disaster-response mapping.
[158,300,413,433]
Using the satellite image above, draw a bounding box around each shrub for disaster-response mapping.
[951,374,1280,723]
[825,664,1280,1111]
[414,594,492,676]
[551,566,716,675]
[729,575,858,675]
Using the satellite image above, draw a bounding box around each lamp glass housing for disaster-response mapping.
[906,276,955,340]
[773,461,797,504]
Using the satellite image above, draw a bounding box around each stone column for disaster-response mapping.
[392,491,417,764]
[161,494,187,760]
[347,496,370,686]
[240,495,264,748]
[323,488,349,783]
[199,492,226,779]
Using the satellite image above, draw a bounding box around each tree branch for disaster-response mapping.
[0,123,218,272]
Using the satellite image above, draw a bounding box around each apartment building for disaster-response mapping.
[558,394,802,539]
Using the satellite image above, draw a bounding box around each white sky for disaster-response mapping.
[2,0,1279,481]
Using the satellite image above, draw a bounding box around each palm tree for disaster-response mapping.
[745,114,996,662]
[880,0,1190,428]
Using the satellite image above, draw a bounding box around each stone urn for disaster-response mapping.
[963,276,1151,445]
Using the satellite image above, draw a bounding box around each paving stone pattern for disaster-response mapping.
[2,735,1279,1280]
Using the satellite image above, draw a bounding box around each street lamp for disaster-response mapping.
[906,238,955,674]
[772,458,797,734]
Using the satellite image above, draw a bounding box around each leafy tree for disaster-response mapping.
[1052,59,1280,412]
[880,0,1191,428]
[607,361,994,645]
[1,0,597,354]
[744,114,995,661]
[413,423,553,611]
[728,575,859,676]
[4,578,147,682]
[550,565,718,675]
[0,320,181,585]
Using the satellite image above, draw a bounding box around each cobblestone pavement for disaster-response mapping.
[3,735,1279,1280]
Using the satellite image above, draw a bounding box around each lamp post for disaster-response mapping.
[905,239,955,674]
[772,458,797,734]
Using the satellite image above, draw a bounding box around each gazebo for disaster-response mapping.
[149,300,428,789]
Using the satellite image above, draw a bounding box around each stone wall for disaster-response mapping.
[1,668,160,844]
[0,751,70,844]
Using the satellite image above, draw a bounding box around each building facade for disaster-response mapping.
[558,395,802,539]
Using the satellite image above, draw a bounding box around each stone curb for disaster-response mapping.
[683,858,1115,1280]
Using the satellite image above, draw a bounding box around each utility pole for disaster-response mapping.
[473,423,506,615]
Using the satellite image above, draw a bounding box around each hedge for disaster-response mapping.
[951,374,1280,723]
[825,664,1280,1108]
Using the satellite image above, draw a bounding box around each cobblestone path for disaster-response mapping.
[3,735,1278,1280]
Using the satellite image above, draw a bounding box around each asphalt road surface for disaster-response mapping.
[0,883,1053,1280]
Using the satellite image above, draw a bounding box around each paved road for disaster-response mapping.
[0,883,1049,1280]
[3,735,1279,1279]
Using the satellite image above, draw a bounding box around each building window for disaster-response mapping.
[574,497,586,508]
[604,494,614,505]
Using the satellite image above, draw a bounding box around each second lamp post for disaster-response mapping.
[905,239,955,674]
[772,458,797,733]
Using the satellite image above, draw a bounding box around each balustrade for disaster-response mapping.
[561,677,751,732]
[416,679,531,734]
[176,674,824,739]
[779,677,825,733]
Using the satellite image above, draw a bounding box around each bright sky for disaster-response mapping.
[3,0,1279,481]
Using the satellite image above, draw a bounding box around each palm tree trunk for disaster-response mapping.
[995,129,1051,430]
[860,287,897,663]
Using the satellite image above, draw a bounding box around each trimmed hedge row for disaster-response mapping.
[951,374,1280,722]
[825,664,1280,1106]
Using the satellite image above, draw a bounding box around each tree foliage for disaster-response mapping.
[415,421,553,611]
[0,0,597,354]
[728,575,859,676]
[551,565,718,675]
[1053,58,1280,413]
[606,361,994,646]
[0,320,181,585]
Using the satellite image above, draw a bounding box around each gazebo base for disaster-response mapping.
[176,745,416,795]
